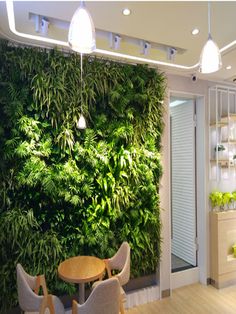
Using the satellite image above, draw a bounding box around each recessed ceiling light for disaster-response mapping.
[191,28,199,36]
[226,65,232,70]
[122,8,131,16]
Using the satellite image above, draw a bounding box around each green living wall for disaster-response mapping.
[0,40,165,312]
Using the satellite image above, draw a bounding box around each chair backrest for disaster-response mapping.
[16,263,43,312]
[109,242,130,286]
[16,263,65,314]
[74,278,120,314]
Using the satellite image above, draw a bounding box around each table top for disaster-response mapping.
[58,256,105,284]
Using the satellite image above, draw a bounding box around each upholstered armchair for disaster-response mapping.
[72,277,120,314]
[93,242,130,314]
[16,263,65,314]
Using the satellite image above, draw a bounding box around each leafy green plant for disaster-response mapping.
[232,191,236,201]
[222,192,233,209]
[0,208,68,313]
[215,144,226,151]
[209,191,223,209]
[209,191,235,210]
[0,39,165,312]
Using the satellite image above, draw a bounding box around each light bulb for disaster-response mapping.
[77,114,86,129]
[199,35,222,74]
[68,3,96,54]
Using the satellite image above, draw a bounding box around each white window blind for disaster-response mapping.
[171,100,197,266]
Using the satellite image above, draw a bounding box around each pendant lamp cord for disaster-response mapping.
[208,1,211,36]
[80,52,83,114]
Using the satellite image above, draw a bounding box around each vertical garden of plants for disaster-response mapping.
[0,39,166,312]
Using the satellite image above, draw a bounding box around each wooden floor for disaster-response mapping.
[126,283,236,314]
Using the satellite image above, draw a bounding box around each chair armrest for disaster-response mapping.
[72,299,78,314]
[39,294,55,314]
[34,274,48,296]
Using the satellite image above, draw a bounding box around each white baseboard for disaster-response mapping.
[125,285,160,309]
[27,285,161,312]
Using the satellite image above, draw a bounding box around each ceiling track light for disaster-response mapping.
[68,0,96,54]
[109,33,122,50]
[167,47,177,61]
[141,41,151,56]
[199,2,222,74]
[114,34,122,50]
[41,18,49,36]
[34,15,40,33]
[34,15,49,36]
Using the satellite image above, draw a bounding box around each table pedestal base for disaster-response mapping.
[79,282,85,304]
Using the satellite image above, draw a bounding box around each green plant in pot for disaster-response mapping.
[233,154,236,165]
[232,243,236,258]
[214,144,226,160]
[209,191,223,211]
[222,192,233,210]
[232,191,236,209]
[210,191,235,211]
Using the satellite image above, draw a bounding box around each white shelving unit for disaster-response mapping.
[209,86,236,181]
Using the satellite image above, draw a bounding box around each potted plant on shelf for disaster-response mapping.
[232,243,236,258]
[209,191,236,211]
[222,192,233,210]
[233,154,236,165]
[215,144,226,160]
[209,191,223,211]
[232,191,236,209]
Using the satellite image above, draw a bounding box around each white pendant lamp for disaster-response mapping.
[68,1,96,54]
[77,53,87,129]
[77,114,86,129]
[199,2,222,74]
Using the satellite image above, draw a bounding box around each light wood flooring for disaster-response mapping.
[126,283,236,314]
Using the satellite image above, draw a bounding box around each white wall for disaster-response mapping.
[167,74,209,96]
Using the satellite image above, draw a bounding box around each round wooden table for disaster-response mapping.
[58,256,105,304]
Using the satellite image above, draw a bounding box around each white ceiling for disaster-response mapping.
[1,1,236,83]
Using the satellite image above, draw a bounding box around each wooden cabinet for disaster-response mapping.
[210,211,236,288]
